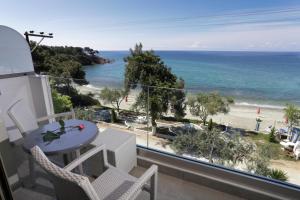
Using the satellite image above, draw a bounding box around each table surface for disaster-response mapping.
[23,119,98,154]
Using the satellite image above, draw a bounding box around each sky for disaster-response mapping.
[1,0,300,51]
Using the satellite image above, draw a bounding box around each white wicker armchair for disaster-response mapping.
[7,99,75,139]
[7,99,75,186]
[31,145,158,200]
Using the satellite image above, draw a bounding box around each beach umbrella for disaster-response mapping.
[256,107,261,114]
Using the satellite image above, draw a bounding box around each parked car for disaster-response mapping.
[94,109,111,122]
[135,116,148,124]
[155,126,177,141]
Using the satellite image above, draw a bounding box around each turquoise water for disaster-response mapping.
[83,51,300,107]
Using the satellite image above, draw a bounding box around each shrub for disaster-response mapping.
[269,127,277,143]
[52,90,72,113]
[268,169,288,182]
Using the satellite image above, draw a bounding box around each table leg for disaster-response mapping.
[28,155,36,187]
[75,150,84,175]
[63,154,69,166]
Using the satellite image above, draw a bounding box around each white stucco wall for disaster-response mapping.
[0,25,34,75]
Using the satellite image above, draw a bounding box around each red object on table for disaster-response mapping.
[78,124,85,131]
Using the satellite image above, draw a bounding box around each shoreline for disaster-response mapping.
[76,83,287,131]
[83,82,290,109]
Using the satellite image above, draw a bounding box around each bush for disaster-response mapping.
[269,127,278,143]
[268,169,288,182]
[52,90,72,113]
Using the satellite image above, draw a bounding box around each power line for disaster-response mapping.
[93,17,300,33]
[94,7,300,30]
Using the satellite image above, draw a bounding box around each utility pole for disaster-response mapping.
[24,31,53,52]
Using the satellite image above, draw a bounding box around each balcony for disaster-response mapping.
[1,25,300,200]
[11,142,244,200]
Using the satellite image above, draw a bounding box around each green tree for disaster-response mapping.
[30,41,110,83]
[100,87,127,114]
[224,135,256,167]
[172,128,254,165]
[188,92,234,125]
[51,78,99,108]
[246,143,276,177]
[111,109,117,123]
[124,43,185,133]
[84,47,99,57]
[284,104,300,133]
[170,78,186,120]
[52,89,72,113]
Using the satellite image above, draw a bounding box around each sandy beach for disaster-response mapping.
[76,84,287,132]
[79,83,300,186]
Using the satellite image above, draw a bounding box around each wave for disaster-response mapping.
[84,84,286,110]
[235,102,285,109]
[85,84,102,90]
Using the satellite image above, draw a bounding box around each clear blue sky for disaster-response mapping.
[1,0,300,51]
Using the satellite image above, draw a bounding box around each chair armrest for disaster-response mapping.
[37,110,75,122]
[64,144,108,171]
[119,165,158,200]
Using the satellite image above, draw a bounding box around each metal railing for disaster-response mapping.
[46,75,298,187]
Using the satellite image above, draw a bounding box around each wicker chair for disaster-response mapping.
[7,99,75,186]
[31,145,158,200]
[7,99,75,140]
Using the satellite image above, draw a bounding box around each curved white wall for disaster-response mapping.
[0,25,34,75]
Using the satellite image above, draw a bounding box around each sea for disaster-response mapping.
[83,51,300,109]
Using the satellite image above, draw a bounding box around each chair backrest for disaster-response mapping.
[30,146,100,200]
[294,141,300,152]
[291,132,300,143]
[7,99,39,135]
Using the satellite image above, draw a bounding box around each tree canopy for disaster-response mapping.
[30,42,110,84]
[30,42,107,107]
[124,43,186,133]
[284,104,300,132]
[172,128,255,164]
[51,89,72,113]
[100,87,127,113]
[188,92,234,125]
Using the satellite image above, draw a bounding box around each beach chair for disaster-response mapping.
[31,145,158,200]
[293,141,300,160]
[280,132,300,151]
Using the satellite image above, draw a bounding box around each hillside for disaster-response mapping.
[30,42,111,84]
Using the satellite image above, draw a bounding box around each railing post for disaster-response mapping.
[147,85,150,148]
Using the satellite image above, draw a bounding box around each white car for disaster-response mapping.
[135,116,148,124]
